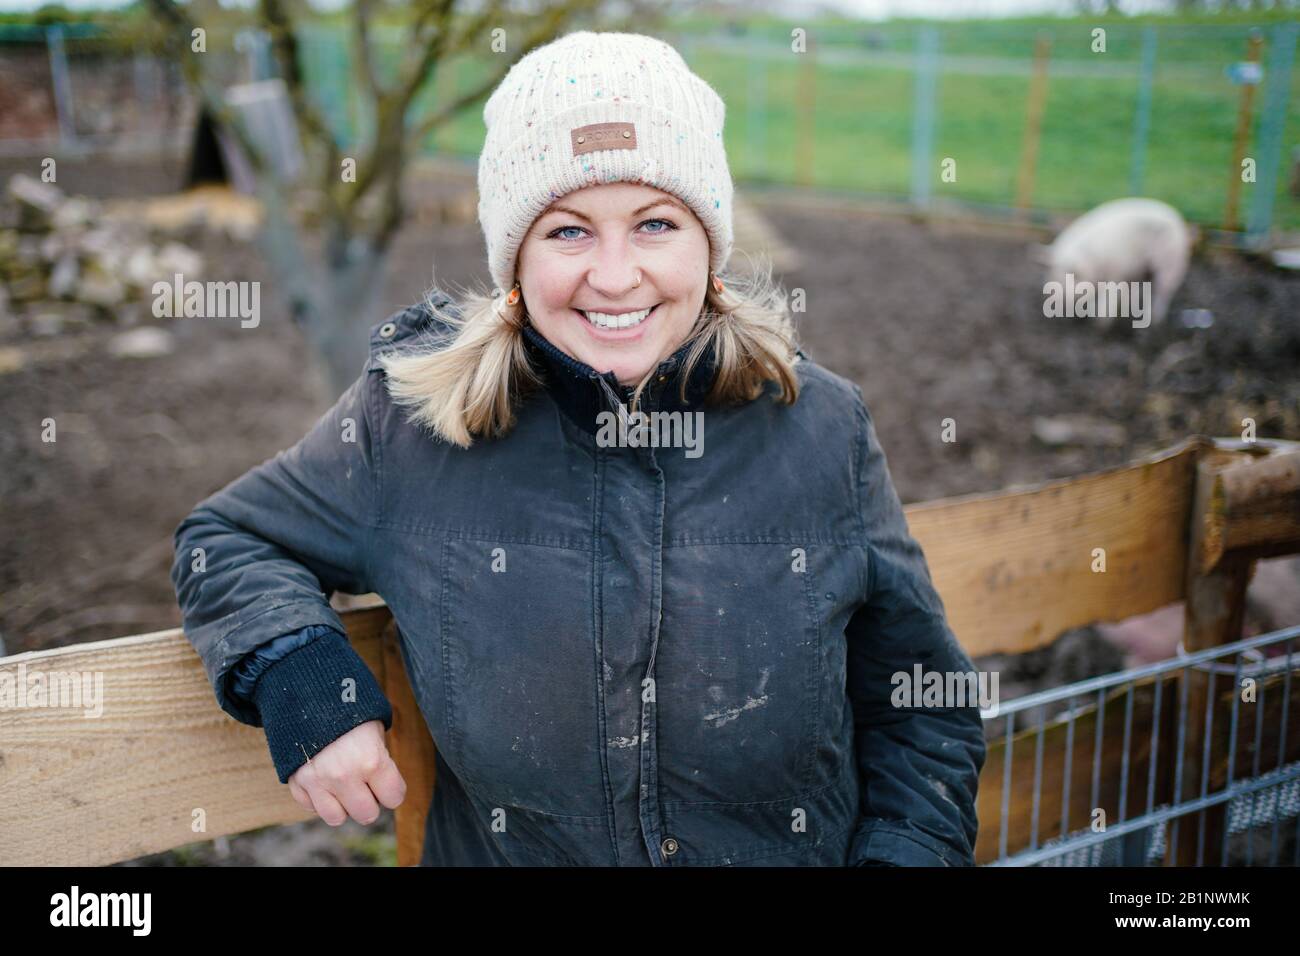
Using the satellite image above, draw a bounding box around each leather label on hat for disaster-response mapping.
[571,121,637,157]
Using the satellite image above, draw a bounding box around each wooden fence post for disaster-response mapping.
[1171,444,1300,865]
[1224,30,1264,233]
[1014,32,1050,216]
[381,619,438,867]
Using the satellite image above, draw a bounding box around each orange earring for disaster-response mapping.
[505,283,521,307]
[711,272,724,294]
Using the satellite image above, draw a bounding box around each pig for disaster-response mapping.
[1032,198,1200,328]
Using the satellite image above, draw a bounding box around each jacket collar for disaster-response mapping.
[521,322,719,437]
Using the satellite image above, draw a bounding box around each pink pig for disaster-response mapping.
[1034,198,1200,328]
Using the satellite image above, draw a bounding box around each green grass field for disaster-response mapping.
[311,14,1300,233]
[690,43,1300,230]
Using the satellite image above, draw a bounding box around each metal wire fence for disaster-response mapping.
[679,21,1300,244]
[982,624,1300,867]
[0,23,195,155]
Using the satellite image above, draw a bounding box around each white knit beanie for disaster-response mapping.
[477,30,734,295]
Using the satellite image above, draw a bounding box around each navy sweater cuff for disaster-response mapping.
[250,629,393,784]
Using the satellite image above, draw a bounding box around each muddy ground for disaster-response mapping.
[2,153,1298,865]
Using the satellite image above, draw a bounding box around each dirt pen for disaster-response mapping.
[2,431,1298,866]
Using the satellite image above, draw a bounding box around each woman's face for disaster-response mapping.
[516,182,710,386]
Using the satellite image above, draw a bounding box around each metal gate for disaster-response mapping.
[982,624,1300,866]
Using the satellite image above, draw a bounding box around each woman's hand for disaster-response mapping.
[286,719,407,826]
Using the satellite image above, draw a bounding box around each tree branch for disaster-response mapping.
[408,0,458,47]
[363,0,605,252]
[257,0,348,229]
[393,0,483,114]
[350,0,384,103]
[407,1,595,147]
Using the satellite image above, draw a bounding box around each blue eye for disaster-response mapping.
[640,218,676,234]
[545,218,678,242]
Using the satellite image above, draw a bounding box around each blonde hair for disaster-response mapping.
[378,256,803,449]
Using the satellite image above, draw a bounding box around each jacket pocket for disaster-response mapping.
[655,542,826,804]
[439,535,606,821]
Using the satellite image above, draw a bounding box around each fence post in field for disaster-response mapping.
[1245,21,1299,251]
[796,31,816,188]
[747,44,768,183]
[45,24,78,149]
[1224,30,1264,235]
[1015,32,1051,218]
[1128,25,1157,197]
[434,53,458,155]
[910,24,939,211]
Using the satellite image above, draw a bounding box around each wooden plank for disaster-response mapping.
[382,620,438,868]
[1201,450,1300,571]
[0,603,393,866]
[977,665,1300,864]
[904,438,1208,658]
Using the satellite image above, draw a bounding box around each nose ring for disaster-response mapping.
[634,270,641,288]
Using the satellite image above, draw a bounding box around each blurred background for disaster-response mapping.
[1,0,1299,865]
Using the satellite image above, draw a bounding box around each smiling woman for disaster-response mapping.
[377,175,800,448]
[170,29,987,869]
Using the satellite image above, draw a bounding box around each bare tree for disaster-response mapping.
[145,0,652,396]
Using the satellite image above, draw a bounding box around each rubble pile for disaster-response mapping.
[0,173,206,339]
